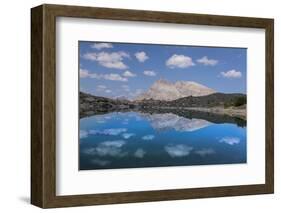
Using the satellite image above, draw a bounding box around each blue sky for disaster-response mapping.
[79,41,246,99]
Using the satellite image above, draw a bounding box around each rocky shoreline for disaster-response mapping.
[79,92,247,121]
[184,106,246,120]
[139,106,246,120]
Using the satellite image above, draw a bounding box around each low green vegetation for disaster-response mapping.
[234,96,247,107]
[80,92,247,117]
[224,96,247,108]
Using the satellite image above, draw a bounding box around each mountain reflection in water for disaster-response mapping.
[79,110,246,170]
[142,113,212,132]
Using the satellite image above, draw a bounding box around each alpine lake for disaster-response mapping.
[79,109,246,170]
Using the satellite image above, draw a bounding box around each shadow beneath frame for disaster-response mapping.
[18,196,30,204]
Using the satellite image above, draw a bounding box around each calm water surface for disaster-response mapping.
[79,111,246,170]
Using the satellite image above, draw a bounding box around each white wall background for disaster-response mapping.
[0,0,279,212]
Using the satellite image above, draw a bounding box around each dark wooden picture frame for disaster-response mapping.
[31,4,274,208]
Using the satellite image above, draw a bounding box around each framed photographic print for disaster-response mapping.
[31,4,274,208]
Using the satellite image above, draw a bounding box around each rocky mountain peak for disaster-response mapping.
[152,79,172,87]
[136,79,216,101]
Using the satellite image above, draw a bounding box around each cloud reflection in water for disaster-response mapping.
[83,140,127,157]
[165,144,193,157]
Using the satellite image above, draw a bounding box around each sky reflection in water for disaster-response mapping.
[79,112,246,170]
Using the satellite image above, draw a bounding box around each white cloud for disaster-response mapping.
[89,128,127,136]
[97,85,106,89]
[165,144,193,157]
[122,133,135,139]
[197,56,218,66]
[142,135,155,140]
[91,159,111,166]
[122,119,129,125]
[195,148,215,156]
[221,69,242,78]
[134,148,146,158]
[101,140,126,147]
[135,51,149,62]
[97,85,107,91]
[143,70,156,76]
[91,43,113,50]
[105,89,112,93]
[166,54,195,68]
[80,130,88,139]
[96,119,106,124]
[83,140,127,157]
[123,70,136,77]
[83,51,130,69]
[82,71,128,81]
[103,73,128,82]
[80,69,91,78]
[219,137,240,145]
